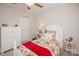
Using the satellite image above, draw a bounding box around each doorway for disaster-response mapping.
[20,16,30,42]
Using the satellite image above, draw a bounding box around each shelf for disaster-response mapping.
[66,49,73,51]
[64,41,73,44]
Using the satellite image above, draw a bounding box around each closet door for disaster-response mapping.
[20,17,30,42]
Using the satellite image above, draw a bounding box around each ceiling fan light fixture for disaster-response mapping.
[25,0,33,6]
[25,1,43,10]
[27,3,33,7]
[25,3,33,10]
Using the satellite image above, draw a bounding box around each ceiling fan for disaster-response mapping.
[12,3,43,10]
[26,3,43,10]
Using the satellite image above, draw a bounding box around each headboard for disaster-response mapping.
[46,25,63,47]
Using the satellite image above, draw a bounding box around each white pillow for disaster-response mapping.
[41,33,52,42]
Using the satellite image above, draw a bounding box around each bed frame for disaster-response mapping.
[14,41,23,56]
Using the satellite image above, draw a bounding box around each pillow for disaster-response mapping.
[50,31,56,40]
[41,32,53,42]
[41,31,56,42]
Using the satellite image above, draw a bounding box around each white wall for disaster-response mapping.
[0,5,35,40]
[0,5,29,27]
[34,4,79,52]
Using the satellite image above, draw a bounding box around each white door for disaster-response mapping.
[20,17,30,42]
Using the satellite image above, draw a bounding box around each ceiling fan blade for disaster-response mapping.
[34,3,43,8]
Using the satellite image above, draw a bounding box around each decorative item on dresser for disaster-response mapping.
[2,24,8,27]
[14,24,18,27]
[0,27,21,53]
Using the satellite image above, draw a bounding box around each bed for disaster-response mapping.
[14,25,63,56]
[14,32,61,56]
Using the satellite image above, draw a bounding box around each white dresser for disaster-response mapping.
[0,27,21,53]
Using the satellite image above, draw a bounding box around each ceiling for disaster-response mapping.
[0,3,78,14]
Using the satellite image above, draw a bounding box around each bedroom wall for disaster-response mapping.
[33,4,79,53]
[0,5,29,27]
[0,5,35,40]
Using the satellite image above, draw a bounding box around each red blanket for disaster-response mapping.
[22,41,52,56]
